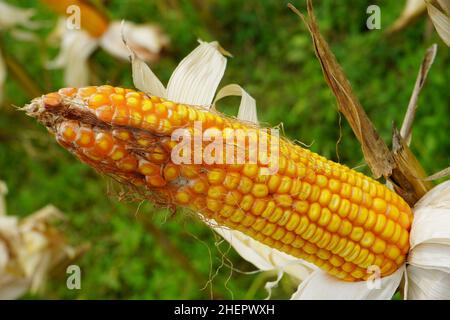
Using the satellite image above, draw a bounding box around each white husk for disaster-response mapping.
[49,17,169,86]
[214,84,258,124]
[101,21,169,62]
[404,181,450,299]
[0,181,80,299]
[47,28,98,87]
[291,266,405,300]
[166,41,227,106]
[0,2,37,30]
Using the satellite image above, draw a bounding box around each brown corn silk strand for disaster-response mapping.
[23,86,413,281]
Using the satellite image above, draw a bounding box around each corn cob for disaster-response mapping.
[24,86,413,281]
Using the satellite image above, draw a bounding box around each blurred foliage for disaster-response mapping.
[0,0,448,299]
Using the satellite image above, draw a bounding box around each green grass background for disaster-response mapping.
[0,0,448,299]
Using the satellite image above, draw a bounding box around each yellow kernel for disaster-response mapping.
[281,232,295,245]
[208,185,226,200]
[385,245,401,260]
[251,184,269,198]
[337,219,352,237]
[327,214,341,232]
[373,214,387,234]
[325,234,340,251]
[89,93,109,108]
[219,205,235,217]
[206,198,222,211]
[316,175,328,187]
[277,176,292,193]
[207,169,226,184]
[230,209,245,223]
[251,199,267,216]
[341,183,352,198]
[311,227,324,243]
[318,189,332,207]
[399,212,411,229]
[360,231,376,248]
[298,182,312,200]
[328,194,341,212]
[278,210,292,226]
[317,248,331,260]
[268,208,283,223]
[223,172,240,190]
[261,223,276,236]
[252,218,266,231]
[291,237,305,248]
[309,185,321,202]
[373,198,387,214]
[391,224,402,243]
[293,200,309,214]
[307,203,321,222]
[354,207,368,226]
[268,175,282,193]
[317,207,332,226]
[192,179,208,194]
[329,255,344,267]
[388,205,400,221]
[272,227,286,240]
[242,163,259,178]
[240,194,254,211]
[285,213,300,231]
[294,216,309,235]
[274,194,293,207]
[363,210,377,229]
[260,201,276,218]
[351,187,363,204]
[141,100,153,111]
[372,238,386,254]
[175,190,191,204]
[303,224,317,240]
[303,243,318,254]
[329,179,341,193]
[163,164,179,181]
[338,199,351,218]
[350,227,364,242]
[381,220,395,239]
[238,176,253,194]
[317,232,331,248]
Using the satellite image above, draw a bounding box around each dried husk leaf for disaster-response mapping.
[426,1,450,46]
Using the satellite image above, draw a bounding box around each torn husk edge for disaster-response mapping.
[288,1,434,207]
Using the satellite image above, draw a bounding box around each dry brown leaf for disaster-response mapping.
[288,1,395,179]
